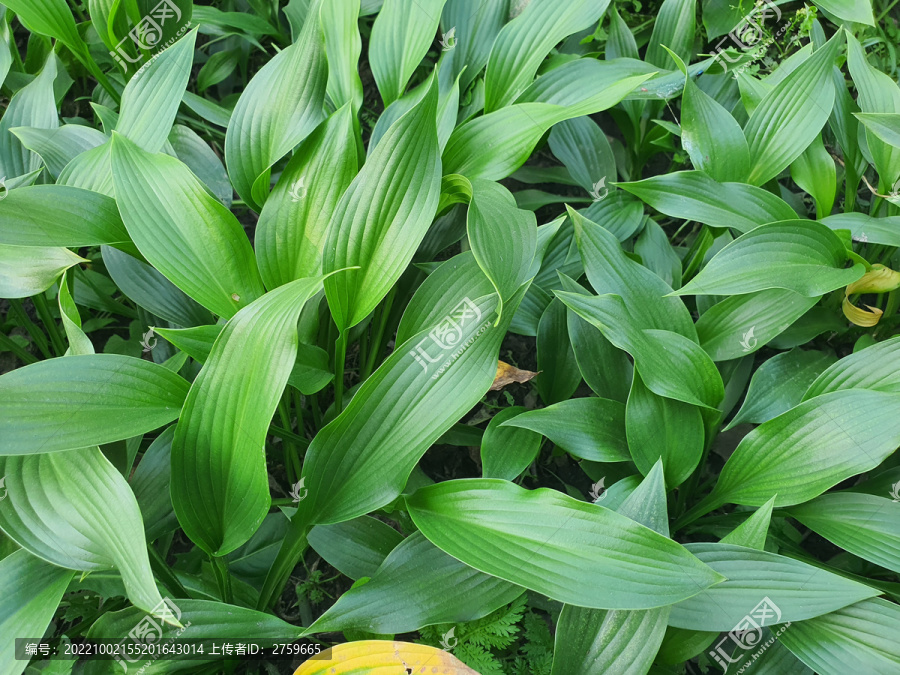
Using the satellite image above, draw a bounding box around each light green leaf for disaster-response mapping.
[789,493,900,573]
[307,516,404,580]
[548,116,616,195]
[256,105,359,289]
[0,54,57,180]
[407,478,724,609]
[791,135,837,219]
[675,221,863,298]
[369,0,446,105]
[855,112,900,150]
[728,349,837,428]
[307,532,523,634]
[744,32,842,185]
[323,77,441,331]
[0,550,73,675]
[707,390,900,508]
[224,8,328,210]
[167,124,233,208]
[626,370,703,487]
[439,0,507,94]
[696,289,820,362]
[780,598,900,674]
[481,406,542,480]
[0,354,189,454]
[484,0,611,111]
[58,275,93,355]
[645,0,695,68]
[503,398,629,463]
[11,124,106,178]
[720,496,776,549]
[0,0,83,54]
[110,132,265,319]
[321,0,363,111]
[0,244,85,298]
[804,336,900,399]
[668,543,878,630]
[0,447,167,618]
[172,276,326,556]
[617,171,798,234]
[813,0,874,25]
[131,426,178,542]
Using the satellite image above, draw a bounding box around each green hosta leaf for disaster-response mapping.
[111,132,265,319]
[855,112,900,150]
[407,479,724,609]
[484,0,611,111]
[0,54,57,180]
[696,289,819,362]
[675,221,863,298]
[548,116,616,195]
[467,179,537,319]
[706,390,900,508]
[307,532,522,634]
[58,275,92,355]
[307,516,404,580]
[617,171,797,234]
[536,298,581,404]
[626,371,703,487]
[0,354,189,455]
[503,398,629,463]
[728,349,837,428]
[369,0,446,105]
[0,185,129,247]
[0,0,83,53]
[256,105,359,289]
[481,406,542,480]
[668,543,878,630]
[115,29,198,152]
[131,426,178,542]
[439,0,507,94]
[444,76,650,182]
[720,497,776,550]
[675,54,750,182]
[84,600,300,675]
[57,142,114,196]
[645,0,695,68]
[636,219,683,290]
[321,0,363,111]
[297,281,523,525]
[172,276,326,556]
[0,550,73,674]
[167,124,232,208]
[804,336,900,399]
[552,464,671,675]
[744,32,842,185]
[0,447,167,618]
[558,292,723,409]
[791,135,837,219]
[102,246,214,328]
[813,0,874,24]
[11,124,106,178]
[224,7,328,210]
[569,208,695,336]
[323,77,441,331]
[847,33,900,188]
[779,598,900,674]
[0,244,85,298]
[196,48,239,93]
[788,493,900,573]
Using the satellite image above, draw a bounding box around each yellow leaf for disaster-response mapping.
[842,296,883,327]
[293,641,478,675]
[490,360,538,391]
[846,264,900,295]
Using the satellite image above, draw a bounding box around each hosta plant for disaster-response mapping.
[1,0,900,674]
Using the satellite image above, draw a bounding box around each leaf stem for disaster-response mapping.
[147,544,190,599]
[362,285,397,380]
[32,292,66,356]
[333,330,348,415]
[257,515,310,611]
[9,300,52,358]
[0,330,38,365]
[673,494,723,533]
[210,555,233,604]
[277,397,299,485]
